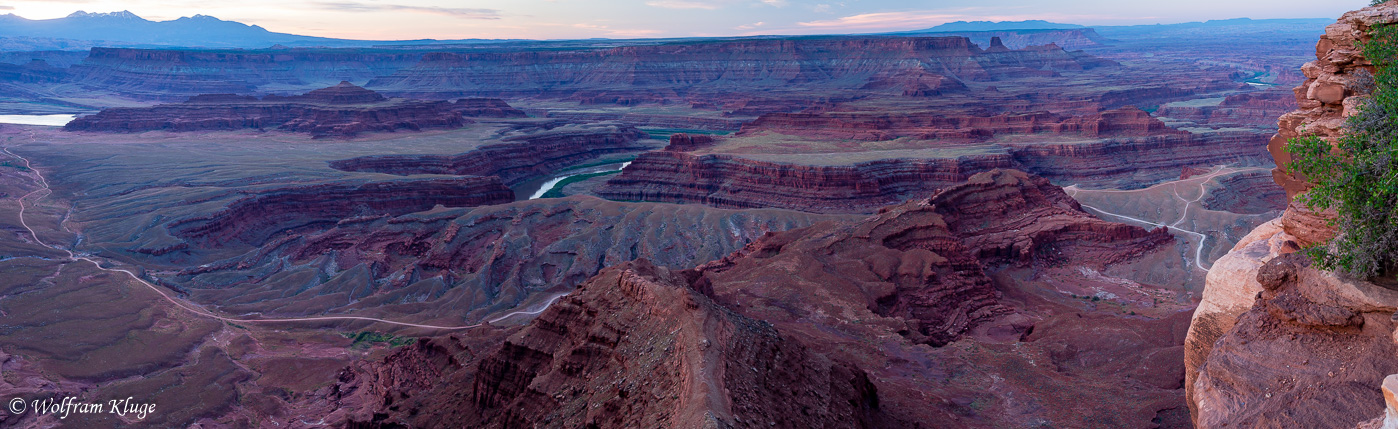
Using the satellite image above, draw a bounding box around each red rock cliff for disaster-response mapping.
[328,123,650,185]
[368,36,1114,99]
[1186,3,1398,427]
[326,260,903,428]
[599,129,1268,213]
[168,176,512,247]
[64,82,476,138]
[311,170,1190,427]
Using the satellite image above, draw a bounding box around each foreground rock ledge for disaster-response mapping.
[1187,1,1398,426]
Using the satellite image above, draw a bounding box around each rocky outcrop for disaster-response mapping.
[696,169,1172,345]
[1156,89,1298,129]
[328,123,651,185]
[860,68,968,97]
[168,176,513,247]
[923,169,1175,264]
[315,170,1190,427]
[911,28,1107,50]
[737,106,1183,141]
[664,133,716,151]
[1007,132,1271,187]
[525,110,748,131]
[368,36,1115,99]
[67,47,425,100]
[1192,253,1398,428]
[64,82,474,137]
[596,150,1016,213]
[1183,219,1299,421]
[598,130,1268,213]
[167,196,841,321]
[687,170,1190,427]
[1265,4,1394,245]
[325,260,901,428]
[1358,375,1398,428]
[0,59,67,84]
[1199,169,1289,215]
[1187,3,1398,426]
[450,98,527,118]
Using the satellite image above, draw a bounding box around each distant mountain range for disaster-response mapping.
[0,11,506,50]
[0,12,1336,52]
[910,20,1086,32]
[1093,17,1334,40]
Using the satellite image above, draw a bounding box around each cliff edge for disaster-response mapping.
[1186,2,1398,426]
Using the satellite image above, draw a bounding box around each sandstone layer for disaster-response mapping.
[737,106,1182,141]
[1198,169,1289,215]
[166,196,842,322]
[64,82,492,137]
[1193,253,1398,427]
[1156,89,1298,130]
[322,260,900,428]
[1186,2,1398,426]
[324,170,1197,427]
[597,130,1269,214]
[369,36,1115,100]
[329,122,650,185]
[1265,4,1392,245]
[67,47,424,100]
[0,59,67,84]
[597,150,1012,213]
[904,29,1106,50]
[168,176,513,247]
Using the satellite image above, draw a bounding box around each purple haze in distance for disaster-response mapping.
[1,0,1368,41]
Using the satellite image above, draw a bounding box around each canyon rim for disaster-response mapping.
[0,1,1390,428]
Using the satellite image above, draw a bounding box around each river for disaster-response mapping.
[514,161,632,200]
[0,114,78,127]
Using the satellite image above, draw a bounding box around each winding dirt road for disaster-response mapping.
[2,144,561,331]
[1065,168,1233,272]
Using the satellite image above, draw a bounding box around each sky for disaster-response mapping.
[0,0,1370,40]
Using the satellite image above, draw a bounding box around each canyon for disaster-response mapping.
[304,169,1197,428]
[1185,2,1398,428]
[63,81,529,137]
[596,108,1273,213]
[0,12,1346,429]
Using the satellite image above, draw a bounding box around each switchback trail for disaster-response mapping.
[2,143,560,331]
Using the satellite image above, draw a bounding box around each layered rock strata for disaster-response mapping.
[323,260,900,428]
[905,28,1107,50]
[369,36,1115,99]
[316,170,1191,427]
[167,176,513,247]
[1265,4,1390,245]
[527,110,748,131]
[450,98,527,118]
[670,170,1192,427]
[664,133,717,151]
[1193,253,1398,427]
[694,169,1173,346]
[166,197,841,321]
[328,123,650,185]
[596,150,1014,213]
[1187,3,1398,426]
[64,82,482,137]
[0,59,67,84]
[737,106,1181,141]
[1156,89,1298,129]
[1198,169,1289,215]
[67,48,424,100]
[598,131,1268,213]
